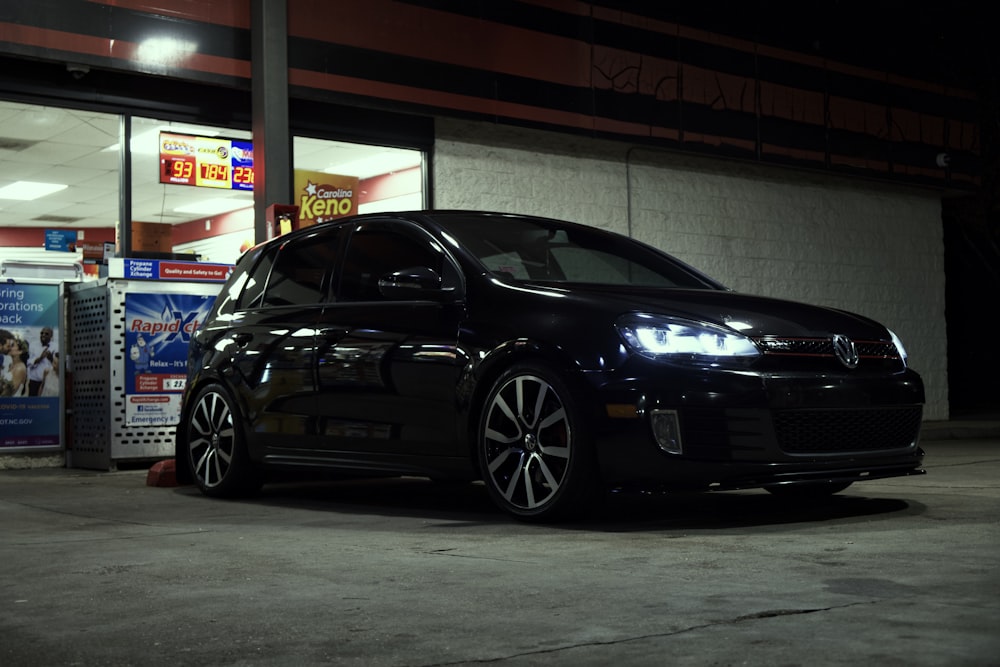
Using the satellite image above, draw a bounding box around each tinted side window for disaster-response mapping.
[260,229,342,308]
[212,245,263,317]
[338,226,444,302]
[238,245,278,309]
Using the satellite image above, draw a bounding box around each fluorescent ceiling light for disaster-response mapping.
[0,181,69,200]
[174,198,251,215]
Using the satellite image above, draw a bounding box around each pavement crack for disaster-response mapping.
[420,601,873,666]
[6,501,153,526]
[733,605,849,621]
[422,549,534,564]
[931,458,1000,468]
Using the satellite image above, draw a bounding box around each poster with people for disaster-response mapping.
[123,292,216,427]
[0,283,62,448]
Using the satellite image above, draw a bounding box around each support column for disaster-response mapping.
[116,114,132,257]
[251,0,291,243]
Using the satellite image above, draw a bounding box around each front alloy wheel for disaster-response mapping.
[186,383,261,497]
[479,364,597,521]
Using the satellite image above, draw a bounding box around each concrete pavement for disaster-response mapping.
[1,434,998,666]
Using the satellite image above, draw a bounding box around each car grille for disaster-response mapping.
[676,406,923,460]
[774,406,923,454]
[754,337,898,358]
[750,336,903,371]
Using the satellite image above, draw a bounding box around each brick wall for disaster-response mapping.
[433,118,948,420]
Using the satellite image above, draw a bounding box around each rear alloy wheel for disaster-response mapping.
[765,481,852,499]
[185,383,262,497]
[478,364,598,521]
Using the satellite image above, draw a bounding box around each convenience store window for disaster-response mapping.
[0,100,120,269]
[133,116,426,265]
[0,101,427,269]
[130,115,253,264]
[293,136,425,217]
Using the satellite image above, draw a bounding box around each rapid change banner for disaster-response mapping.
[0,283,61,448]
[124,292,216,427]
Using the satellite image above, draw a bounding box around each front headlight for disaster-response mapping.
[888,328,908,366]
[616,313,760,362]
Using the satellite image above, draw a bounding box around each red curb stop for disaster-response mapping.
[146,459,178,487]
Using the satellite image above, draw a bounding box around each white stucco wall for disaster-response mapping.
[432,118,948,420]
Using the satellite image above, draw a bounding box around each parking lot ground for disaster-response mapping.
[1,437,998,666]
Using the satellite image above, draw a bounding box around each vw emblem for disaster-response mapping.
[832,334,859,369]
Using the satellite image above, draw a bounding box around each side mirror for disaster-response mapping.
[378,266,444,298]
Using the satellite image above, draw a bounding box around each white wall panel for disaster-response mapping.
[433,118,948,420]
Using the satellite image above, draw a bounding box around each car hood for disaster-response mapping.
[521,282,891,339]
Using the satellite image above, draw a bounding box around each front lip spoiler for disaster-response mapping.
[712,466,926,492]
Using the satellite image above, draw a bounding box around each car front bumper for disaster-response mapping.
[586,365,926,490]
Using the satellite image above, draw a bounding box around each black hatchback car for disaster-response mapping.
[175,210,925,520]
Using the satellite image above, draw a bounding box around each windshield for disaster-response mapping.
[431,213,722,289]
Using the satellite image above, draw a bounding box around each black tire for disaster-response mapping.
[478,363,599,521]
[184,383,263,497]
[765,481,853,499]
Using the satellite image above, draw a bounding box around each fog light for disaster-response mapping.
[650,409,682,454]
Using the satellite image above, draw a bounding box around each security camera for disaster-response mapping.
[66,63,90,79]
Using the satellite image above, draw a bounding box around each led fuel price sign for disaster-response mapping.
[231,140,254,191]
[163,155,196,185]
[159,132,254,190]
[233,166,254,188]
[198,162,230,188]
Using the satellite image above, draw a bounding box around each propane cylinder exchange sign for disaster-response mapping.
[124,292,215,427]
[0,283,61,448]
